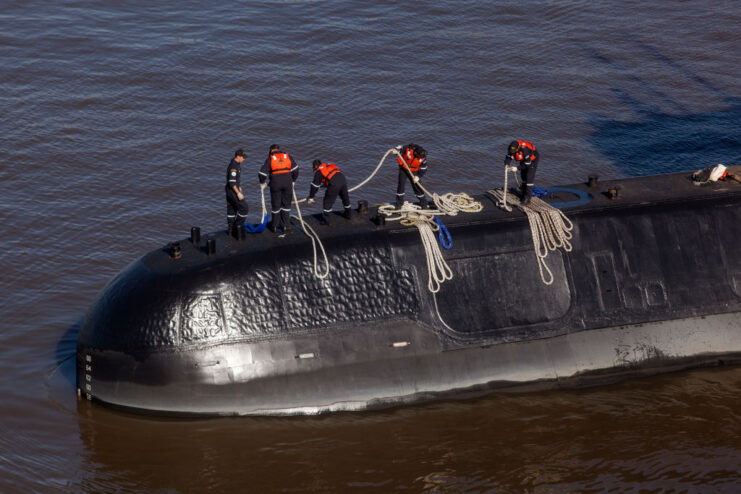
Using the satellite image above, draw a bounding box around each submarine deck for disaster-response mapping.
[155,168,741,271]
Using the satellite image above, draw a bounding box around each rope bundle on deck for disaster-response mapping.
[489,185,573,285]
[375,149,483,293]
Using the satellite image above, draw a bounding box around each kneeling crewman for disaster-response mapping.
[307,159,352,225]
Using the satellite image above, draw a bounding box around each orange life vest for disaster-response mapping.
[317,163,341,186]
[511,140,537,162]
[270,152,292,175]
[397,146,423,172]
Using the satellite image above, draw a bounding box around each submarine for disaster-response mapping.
[76,168,741,415]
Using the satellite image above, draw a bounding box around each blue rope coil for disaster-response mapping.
[244,215,269,233]
[433,216,452,250]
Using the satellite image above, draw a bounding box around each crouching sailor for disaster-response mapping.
[259,144,299,236]
[395,143,429,208]
[225,148,249,234]
[504,140,539,205]
[307,159,352,225]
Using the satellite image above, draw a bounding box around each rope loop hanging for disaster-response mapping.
[489,165,574,285]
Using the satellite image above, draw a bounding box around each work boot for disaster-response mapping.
[343,208,352,219]
[520,194,531,206]
[319,215,330,226]
[419,199,428,209]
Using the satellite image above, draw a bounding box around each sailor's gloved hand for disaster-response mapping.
[395,144,403,150]
[237,192,245,201]
[412,175,420,183]
[307,198,315,204]
[504,156,512,166]
[260,183,267,191]
[507,166,518,172]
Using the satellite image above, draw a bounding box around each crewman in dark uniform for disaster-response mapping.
[225,148,249,234]
[307,159,352,225]
[395,143,428,208]
[504,140,540,205]
[259,144,299,235]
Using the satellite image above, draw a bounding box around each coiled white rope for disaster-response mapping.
[377,202,454,293]
[373,149,483,292]
[489,171,574,285]
[388,148,483,216]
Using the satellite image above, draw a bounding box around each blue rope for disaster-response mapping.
[243,215,269,233]
[532,186,549,197]
[433,216,452,250]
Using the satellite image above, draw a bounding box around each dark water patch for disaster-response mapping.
[590,101,741,176]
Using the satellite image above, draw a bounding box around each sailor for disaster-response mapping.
[504,140,540,205]
[225,148,249,234]
[395,143,429,209]
[259,144,299,235]
[307,159,352,225]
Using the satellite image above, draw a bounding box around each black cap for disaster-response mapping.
[312,159,322,168]
[235,148,247,158]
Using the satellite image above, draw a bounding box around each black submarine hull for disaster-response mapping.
[77,171,741,415]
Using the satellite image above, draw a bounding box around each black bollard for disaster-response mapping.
[169,242,182,260]
[206,238,216,255]
[190,227,201,245]
[357,200,368,215]
[588,175,599,188]
[607,187,619,200]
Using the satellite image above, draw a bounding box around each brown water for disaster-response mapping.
[2,1,740,492]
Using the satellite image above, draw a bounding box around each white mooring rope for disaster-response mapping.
[290,184,330,279]
[489,171,574,285]
[377,202,454,293]
[374,149,483,292]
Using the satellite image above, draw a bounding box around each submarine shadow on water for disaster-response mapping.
[579,39,740,176]
[40,320,83,415]
[54,319,81,388]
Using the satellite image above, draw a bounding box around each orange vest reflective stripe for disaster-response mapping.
[270,152,292,175]
[317,163,340,186]
[397,147,422,172]
[513,140,536,162]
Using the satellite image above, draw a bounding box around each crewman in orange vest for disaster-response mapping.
[307,159,352,225]
[504,140,539,205]
[395,143,428,208]
[259,144,299,235]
